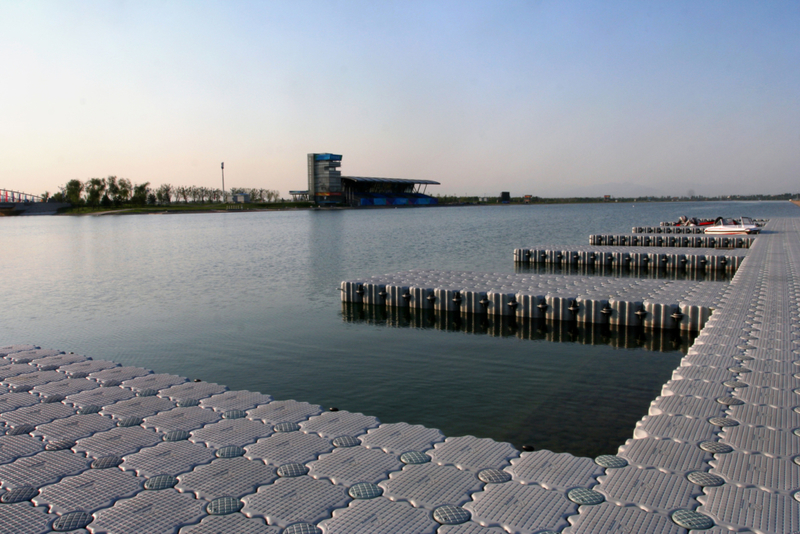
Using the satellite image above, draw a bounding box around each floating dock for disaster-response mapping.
[513,245,746,273]
[341,270,725,330]
[2,218,799,533]
[588,234,755,248]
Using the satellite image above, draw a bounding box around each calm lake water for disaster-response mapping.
[2,201,797,457]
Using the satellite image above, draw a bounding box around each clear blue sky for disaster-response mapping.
[2,1,798,197]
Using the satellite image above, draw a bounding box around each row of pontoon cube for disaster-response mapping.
[513,247,745,272]
[341,277,719,331]
[589,234,754,248]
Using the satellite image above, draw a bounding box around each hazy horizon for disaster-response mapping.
[2,1,798,198]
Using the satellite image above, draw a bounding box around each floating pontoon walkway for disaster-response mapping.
[2,218,799,533]
[513,245,746,273]
[588,234,755,248]
[342,270,726,330]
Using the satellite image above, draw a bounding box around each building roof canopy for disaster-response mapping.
[342,176,440,185]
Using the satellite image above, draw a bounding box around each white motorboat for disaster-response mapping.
[704,216,761,235]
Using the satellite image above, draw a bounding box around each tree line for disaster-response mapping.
[47,177,281,207]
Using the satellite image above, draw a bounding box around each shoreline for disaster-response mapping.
[56,198,800,217]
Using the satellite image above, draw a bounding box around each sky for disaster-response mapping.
[2,1,799,198]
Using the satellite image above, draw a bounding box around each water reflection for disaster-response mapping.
[342,303,697,353]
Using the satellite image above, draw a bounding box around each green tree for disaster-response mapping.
[85,177,107,206]
[64,179,84,205]
[156,184,173,204]
[131,182,150,206]
[116,178,132,204]
[106,176,119,205]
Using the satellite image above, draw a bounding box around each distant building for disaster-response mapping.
[500,192,511,203]
[307,153,344,205]
[232,193,250,203]
[300,153,439,207]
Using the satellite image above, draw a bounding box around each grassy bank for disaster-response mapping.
[60,201,314,215]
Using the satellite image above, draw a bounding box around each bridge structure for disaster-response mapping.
[0,189,44,203]
[0,189,70,216]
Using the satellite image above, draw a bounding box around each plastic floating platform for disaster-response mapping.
[341,269,725,330]
[589,233,756,248]
[513,245,746,273]
[1,219,799,533]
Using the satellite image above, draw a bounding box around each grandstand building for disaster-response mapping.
[303,153,439,207]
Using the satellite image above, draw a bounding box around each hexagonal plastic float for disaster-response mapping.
[74,425,162,458]
[0,402,75,428]
[177,513,282,534]
[123,373,187,392]
[0,501,53,534]
[3,370,68,388]
[33,466,143,514]
[660,379,729,400]
[740,371,798,389]
[247,400,322,425]
[88,366,151,384]
[0,344,40,356]
[671,366,735,382]
[307,446,403,486]
[33,378,100,399]
[176,456,277,500]
[200,390,273,412]
[34,413,116,442]
[0,450,91,490]
[190,418,273,448]
[319,495,438,534]
[100,395,176,419]
[58,359,119,377]
[595,466,702,513]
[66,386,136,408]
[563,502,683,534]
[633,414,718,443]
[698,483,799,533]
[648,395,727,418]
[241,476,350,528]
[7,349,64,362]
[0,434,45,465]
[617,437,712,473]
[159,381,228,401]
[30,353,87,368]
[0,391,42,412]
[359,422,445,454]
[711,451,800,492]
[300,411,380,439]
[736,385,796,406]
[728,403,800,429]
[90,488,206,533]
[142,406,222,433]
[720,424,799,457]
[506,450,604,491]
[245,431,332,466]
[465,479,576,534]
[428,436,518,472]
[380,462,482,509]
[119,440,216,478]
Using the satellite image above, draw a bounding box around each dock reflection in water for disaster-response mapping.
[515,262,733,281]
[342,303,699,353]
